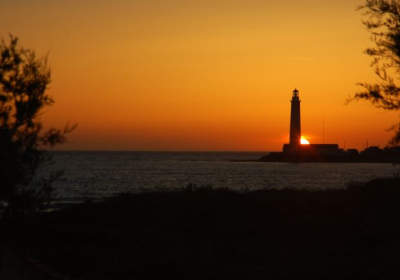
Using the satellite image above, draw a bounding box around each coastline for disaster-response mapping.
[259,153,400,163]
[2,176,400,279]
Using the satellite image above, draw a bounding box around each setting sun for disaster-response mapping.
[301,138,310,145]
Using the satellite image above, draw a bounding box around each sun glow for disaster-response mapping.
[301,138,310,145]
[4,0,393,151]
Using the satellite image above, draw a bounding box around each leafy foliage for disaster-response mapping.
[352,0,400,146]
[0,35,75,217]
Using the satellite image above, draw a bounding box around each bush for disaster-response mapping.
[0,35,75,217]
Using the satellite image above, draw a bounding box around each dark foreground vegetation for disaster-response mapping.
[2,176,400,279]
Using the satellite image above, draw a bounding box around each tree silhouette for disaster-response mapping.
[0,35,75,217]
[352,0,400,146]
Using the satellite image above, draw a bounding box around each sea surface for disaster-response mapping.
[39,151,400,205]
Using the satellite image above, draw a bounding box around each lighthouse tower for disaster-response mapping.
[289,88,301,146]
[281,88,341,158]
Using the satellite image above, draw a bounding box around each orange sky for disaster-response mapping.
[1,0,398,151]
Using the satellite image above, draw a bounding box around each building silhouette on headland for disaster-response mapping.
[282,89,340,157]
[260,88,400,162]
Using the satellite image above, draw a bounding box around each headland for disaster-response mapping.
[260,145,400,163]
[261,89,400,163]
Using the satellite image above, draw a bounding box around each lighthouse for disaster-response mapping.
[282,88,302,154]
[290,88,301,146]
[282,88,340,158]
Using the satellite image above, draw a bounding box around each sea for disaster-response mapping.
[39,151,400,206]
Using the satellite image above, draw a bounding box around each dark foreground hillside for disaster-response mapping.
[2,176,400,279]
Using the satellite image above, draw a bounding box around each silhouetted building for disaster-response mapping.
[290,88,301,146]
[300,144,340,156]
[283,89,301,154]
[260,90,400,162]
[282,89,340,157]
